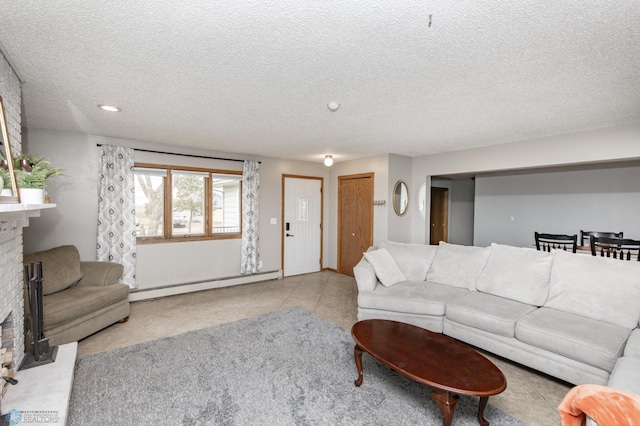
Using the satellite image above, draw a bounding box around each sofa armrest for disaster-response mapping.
[78,261,124,287]
[353,256,379,292]
[624,328,640,357]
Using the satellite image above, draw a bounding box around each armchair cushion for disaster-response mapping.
[23,245,83,295]
[79,261,124,287]
[42,283,130,329]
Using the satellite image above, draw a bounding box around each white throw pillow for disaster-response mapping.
[476,243,553,306]
[363,248,406,287]
[545,250,640,329]
[376,240,438,281]
[426,242,491,290]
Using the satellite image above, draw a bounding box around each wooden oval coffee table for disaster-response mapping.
[352,319,506,426]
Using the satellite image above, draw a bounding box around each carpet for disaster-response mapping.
[68,308,525,425]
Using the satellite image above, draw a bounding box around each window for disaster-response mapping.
[134,168,166,238]
[212,175,241,234]
[134,164,242,243]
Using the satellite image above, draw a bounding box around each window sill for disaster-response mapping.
[136,233,241,244]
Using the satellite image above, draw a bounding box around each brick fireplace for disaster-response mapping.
[1,49,24,401]
[0,213,26,400]
[0,207,56,409]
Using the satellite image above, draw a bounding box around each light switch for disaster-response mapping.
[270,218,277,225]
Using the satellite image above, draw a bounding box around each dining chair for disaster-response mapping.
[579,230,623,247]
[534,232,578,253]
[590,236,640,261]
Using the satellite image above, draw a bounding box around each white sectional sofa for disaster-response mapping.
[354,240,640,395]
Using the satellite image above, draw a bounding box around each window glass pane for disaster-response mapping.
[298,198,308,221]
[134,172,165,237]
[212,176,241,234]
[172,172,206,236]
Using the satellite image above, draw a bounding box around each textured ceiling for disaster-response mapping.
[0,1,639,164]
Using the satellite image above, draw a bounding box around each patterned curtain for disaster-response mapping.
[240,160,260,273]
[97,145,137,288]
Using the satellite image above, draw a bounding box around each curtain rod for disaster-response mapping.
[96,144,259,163]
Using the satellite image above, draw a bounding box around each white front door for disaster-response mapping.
[283,177,322,276]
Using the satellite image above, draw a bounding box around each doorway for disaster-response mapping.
[338,173,374,276]
[430,187,449,244]
[282,176,323,276]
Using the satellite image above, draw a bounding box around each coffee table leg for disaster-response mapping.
[354,344,364,387]
[478,396,490,426]
[431,389,459,426]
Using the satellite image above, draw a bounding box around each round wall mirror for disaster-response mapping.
[392,180,409,216]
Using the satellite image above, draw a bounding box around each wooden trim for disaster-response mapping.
[339,172,375,181]
[205,173,212,236]
[135,162,242,176]
[281,174,324,274]
[164,170,172,237]
[135,162,242,243]
[136,233,241,245]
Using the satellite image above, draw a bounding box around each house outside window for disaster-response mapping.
[134,164,242,243]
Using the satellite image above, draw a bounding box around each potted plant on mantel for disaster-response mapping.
[0,166,10,196]
[13,154,62,204]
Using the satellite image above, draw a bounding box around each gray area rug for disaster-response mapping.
[69,308,524,425]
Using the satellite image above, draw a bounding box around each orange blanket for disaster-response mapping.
[558,384,640,426]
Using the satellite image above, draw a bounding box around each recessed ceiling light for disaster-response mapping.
[327,102,340,112]
[98,104,121,112]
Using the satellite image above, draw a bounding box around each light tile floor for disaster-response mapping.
[78,271,570,426]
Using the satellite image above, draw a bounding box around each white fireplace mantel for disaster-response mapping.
[0,204,56,231]
[0,203,57,214]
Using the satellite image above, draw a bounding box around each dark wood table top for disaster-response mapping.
[351,319,506,397]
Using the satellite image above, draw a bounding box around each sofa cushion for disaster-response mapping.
[23,245,84,295]
[624,329,640,357]
[376,240,438,281]
[516,307,630,372]
[357,280,468,316]
[42,283,130,329]
[445,291,537,338]
[476,243,553,306]
[545,250,640,329]
[363,248,405,287]
[426,242,491,290]
[608,357,640,394]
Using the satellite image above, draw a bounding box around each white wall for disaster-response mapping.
[429,177,475,246]
[325,154,389,268]
[449,179,475,245]
[22,122,640,283]
[473,163,640,247]
[411,123,640,245]
[22,128,331,289]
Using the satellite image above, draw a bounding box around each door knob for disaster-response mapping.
[286,233,295,237]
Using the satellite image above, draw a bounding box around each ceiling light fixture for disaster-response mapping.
[98,104,121,112]
[324,155,333,167]
[327,102,340,112]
